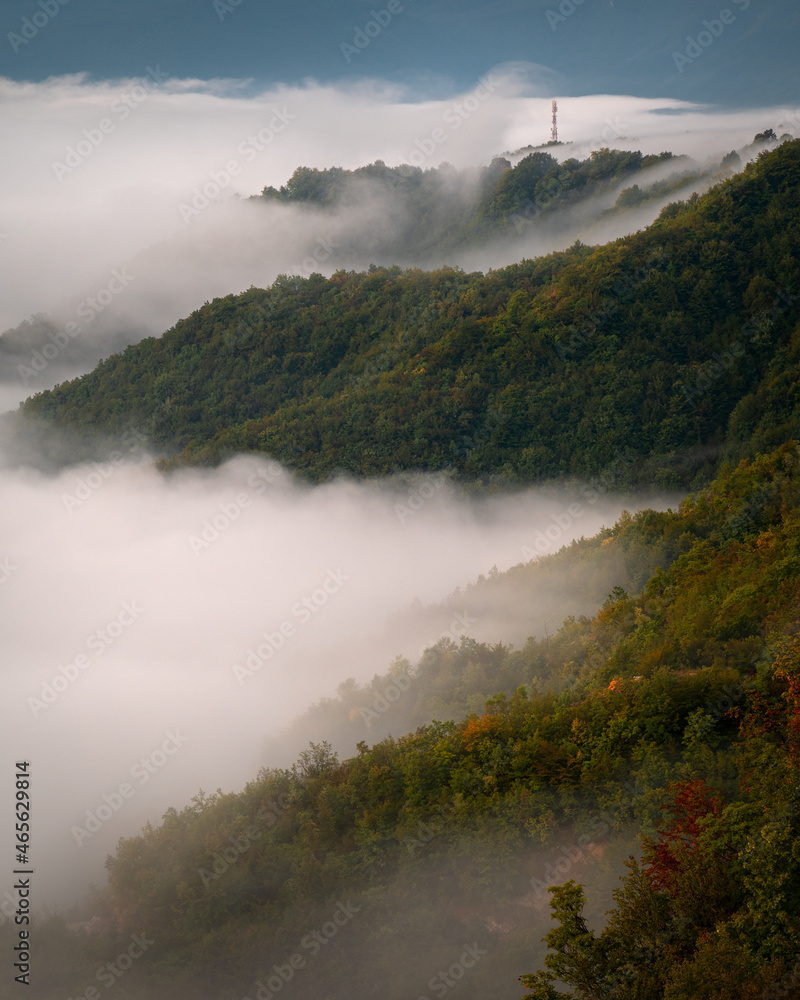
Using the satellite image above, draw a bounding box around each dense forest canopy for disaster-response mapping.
[254,147,691,257]
[15,141,800,490]
[0,144,717,393]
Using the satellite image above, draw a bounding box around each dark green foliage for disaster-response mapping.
[754,129,778,144]
[10,141,800,1000]
[17,143,800,486]
[257,149,681,256]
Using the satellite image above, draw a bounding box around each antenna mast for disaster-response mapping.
[551,100,558,143]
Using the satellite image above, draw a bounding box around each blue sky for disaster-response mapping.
[1,0,798,105]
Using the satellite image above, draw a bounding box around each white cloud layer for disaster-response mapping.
[0,451,675,907]
[1,66,796,336]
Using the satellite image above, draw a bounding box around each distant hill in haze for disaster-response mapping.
[252,147,692,258]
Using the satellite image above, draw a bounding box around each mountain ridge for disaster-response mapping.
[14,140,800,490]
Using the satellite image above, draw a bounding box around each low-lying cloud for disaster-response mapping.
[0,447,675,908]
[1,66,796,374]
[0,63,789,916]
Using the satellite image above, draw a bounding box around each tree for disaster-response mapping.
[294,740,339,779]
[520,881,614,999]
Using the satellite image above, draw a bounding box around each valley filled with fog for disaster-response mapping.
[0,63,796,989]
[0,442,680,906]
[0,0,798,989]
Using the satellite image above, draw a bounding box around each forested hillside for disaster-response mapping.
[261,498,703,763]
[13,443,800,1000]
[254,148,694,257]
[6,139,800,1000]
[0,145,703,390]
[16,141,800,488]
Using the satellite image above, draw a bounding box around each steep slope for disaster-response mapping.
[0,146,705,401]
[15,442,800,1000]
[15,141,800,487]
[261,501,700,764]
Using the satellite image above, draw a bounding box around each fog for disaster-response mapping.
[0,64,789,918]
[1,67,797,401]
[0,441,678,909]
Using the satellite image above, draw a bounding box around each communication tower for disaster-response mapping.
[551,100,558,143]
